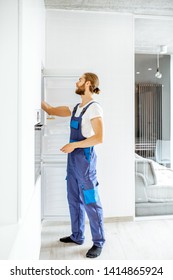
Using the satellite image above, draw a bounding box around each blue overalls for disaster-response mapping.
[67,102,105,247]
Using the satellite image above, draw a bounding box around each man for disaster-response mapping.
[41,72,105,258]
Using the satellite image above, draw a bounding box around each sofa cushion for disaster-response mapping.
[146,184,173,202]
[135,159,157,185]
[135,173,148,203]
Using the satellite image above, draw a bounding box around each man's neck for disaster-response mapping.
[80,97,93,107]
[80,91,93,107]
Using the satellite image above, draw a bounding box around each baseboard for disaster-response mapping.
[42,216,134,225]
[104,216,134,223]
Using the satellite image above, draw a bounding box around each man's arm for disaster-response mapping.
[41,101,71,117]
[60,117,103,153]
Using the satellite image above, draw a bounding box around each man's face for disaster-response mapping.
[75,75,86,95]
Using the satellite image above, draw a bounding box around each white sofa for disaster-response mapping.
[135,154,173,216]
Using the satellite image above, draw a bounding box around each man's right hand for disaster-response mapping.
[41,101,71,117]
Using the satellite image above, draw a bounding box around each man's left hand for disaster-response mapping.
[60,143,76,153]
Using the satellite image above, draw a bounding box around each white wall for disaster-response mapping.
[46,10,135,218]
[0,0,45,259]
[19,0,45,218]
[0,0,18,225]
[9,177,41,259]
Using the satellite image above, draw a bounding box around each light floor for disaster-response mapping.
[39,218,173,260]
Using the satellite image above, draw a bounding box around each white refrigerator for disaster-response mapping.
[41,74,80,220]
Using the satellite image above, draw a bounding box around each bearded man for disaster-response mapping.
[41,73,105,258]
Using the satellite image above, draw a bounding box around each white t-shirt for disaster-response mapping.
[69,101,103,138]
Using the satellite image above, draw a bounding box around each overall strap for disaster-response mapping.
[72,103,80,117]
[81,101,97,117]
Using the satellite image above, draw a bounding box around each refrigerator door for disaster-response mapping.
[43,75,80,128]
[41,75,80,218]
[42,75,81,160]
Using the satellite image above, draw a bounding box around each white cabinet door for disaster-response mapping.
[42,163,69,219]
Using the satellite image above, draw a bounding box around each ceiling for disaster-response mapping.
[44,0,173,54]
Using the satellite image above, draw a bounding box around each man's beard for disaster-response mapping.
[75,85,85,95]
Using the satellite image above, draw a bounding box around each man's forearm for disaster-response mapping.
[41,101,71,117]
[73,135,103,149]
[41,101,52,114]
[60,133,103,154]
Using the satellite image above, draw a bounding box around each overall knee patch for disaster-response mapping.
[81,182,99,204]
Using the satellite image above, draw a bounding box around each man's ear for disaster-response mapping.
[85,81,91,86]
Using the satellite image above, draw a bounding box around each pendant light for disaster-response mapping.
[155,53,162,79]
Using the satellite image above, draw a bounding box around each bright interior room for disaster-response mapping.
[1,0,173,261]
[135,53,173,217]
[135,16,173,219]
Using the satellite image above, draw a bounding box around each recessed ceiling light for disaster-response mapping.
[148,68,152,71]
[136,71,140,74]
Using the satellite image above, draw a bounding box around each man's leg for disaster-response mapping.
[78,179,105,257]
[65,173,85,244]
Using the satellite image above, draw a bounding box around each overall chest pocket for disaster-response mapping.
[70,120,79,129]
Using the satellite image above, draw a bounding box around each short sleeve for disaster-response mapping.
[87,103,103,120]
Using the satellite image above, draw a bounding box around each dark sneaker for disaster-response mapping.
[86,245,102,258]
[59,236,82,245]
